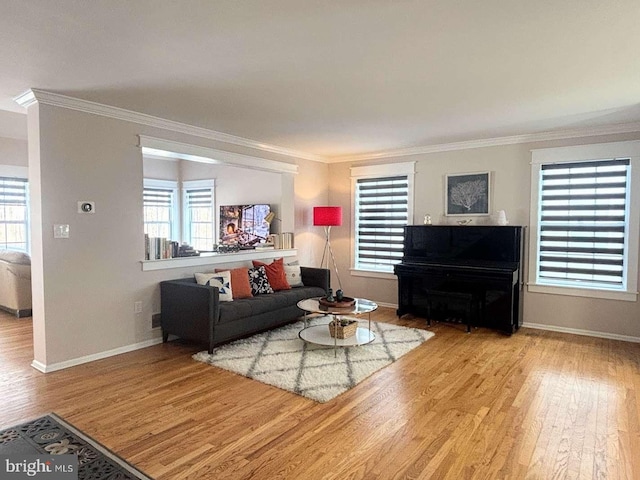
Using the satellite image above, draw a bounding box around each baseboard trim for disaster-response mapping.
[522,322,640,344]
[0,305,32,318]
[368,307,640,344]
[31,337,164,373]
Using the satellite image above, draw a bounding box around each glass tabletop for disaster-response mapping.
[297,297,378,315]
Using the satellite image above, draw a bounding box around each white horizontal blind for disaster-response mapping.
[355,175,408,272]
[537,158,630,288]
[0,177,29,251]
[143,186,174,239]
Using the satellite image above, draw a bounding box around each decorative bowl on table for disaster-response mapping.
[318,296,356,308]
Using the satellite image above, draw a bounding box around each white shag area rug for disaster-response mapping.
[193,315,434,402]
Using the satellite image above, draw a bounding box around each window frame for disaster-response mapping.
[528,140,640,302]
[143,178,179,241]
[0,173,30,253]
[182,179,216,252]
[350,162,415,278]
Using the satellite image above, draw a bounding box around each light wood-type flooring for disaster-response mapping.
[1,308,639,479]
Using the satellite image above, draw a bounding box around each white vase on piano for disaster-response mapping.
[497,210,508,225]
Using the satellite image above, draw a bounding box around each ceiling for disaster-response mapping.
[1,0,639,160]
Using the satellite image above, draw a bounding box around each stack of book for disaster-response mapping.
[145,235,179,260]
[177,243,199,257]
[280,232,294,249]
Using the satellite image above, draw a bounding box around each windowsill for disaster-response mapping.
[349,268,397,280]
[527,283,638,302]
[141,248,297,271]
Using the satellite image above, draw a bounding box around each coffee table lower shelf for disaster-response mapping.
[299,324,376,356]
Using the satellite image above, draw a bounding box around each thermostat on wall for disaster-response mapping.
[78,201,95,214]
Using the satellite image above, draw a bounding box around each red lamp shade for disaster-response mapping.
[313,206,342,226]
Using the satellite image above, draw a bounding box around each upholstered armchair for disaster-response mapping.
[0,250,32,317]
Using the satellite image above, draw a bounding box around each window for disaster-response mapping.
[0,176,29,252]
[182,180,215,252]
[143,178,215,254]
[143,179,177,240]
[529,141,640,301]
[351,162,415,275]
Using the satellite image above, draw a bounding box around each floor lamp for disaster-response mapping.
[313,206,343,292]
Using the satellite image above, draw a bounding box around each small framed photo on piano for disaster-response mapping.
[445,171,490,216]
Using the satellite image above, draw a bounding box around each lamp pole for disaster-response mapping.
[321,225,342,291]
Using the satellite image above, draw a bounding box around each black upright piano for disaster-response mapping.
[394,225,524,334]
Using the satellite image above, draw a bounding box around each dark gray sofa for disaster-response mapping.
[160,266,329,353]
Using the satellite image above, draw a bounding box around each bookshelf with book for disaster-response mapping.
[144,235,199,260]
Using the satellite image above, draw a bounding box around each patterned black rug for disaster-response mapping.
[0,413,152,479]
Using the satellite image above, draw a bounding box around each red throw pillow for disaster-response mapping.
[215,267,253,299]
[252,258,291,291]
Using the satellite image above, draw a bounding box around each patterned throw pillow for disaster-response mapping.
[248,265,274,296]
[284,264,304,287]
[194,271,234,301]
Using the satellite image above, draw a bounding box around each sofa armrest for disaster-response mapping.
[300,267,330,294]
[8,264,31,280]
[160,278,220,352]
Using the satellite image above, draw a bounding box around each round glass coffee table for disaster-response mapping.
[297,297,378,356]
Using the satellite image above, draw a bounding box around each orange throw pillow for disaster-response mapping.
[215,267,253,299]
[252,258,291,291]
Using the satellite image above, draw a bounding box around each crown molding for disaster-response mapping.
[14,88,640,164]
[13,88,326,163]
[330,122,640,163]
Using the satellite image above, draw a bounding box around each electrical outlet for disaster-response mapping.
[134,301,143,314]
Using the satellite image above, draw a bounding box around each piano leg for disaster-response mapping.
[465,300,471,333]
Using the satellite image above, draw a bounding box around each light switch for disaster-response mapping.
[53,224,70,239]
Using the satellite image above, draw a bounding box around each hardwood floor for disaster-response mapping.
[1,308,639,479]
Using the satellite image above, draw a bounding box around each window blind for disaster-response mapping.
[0,177,27,205]
[185,188,212,208]
[0,177,29,251]
[143,187,173,207]
[355,175,408,272]
[538,158,630,288]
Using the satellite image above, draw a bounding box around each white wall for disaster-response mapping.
[26,102,327,369]
[292,157,329,265]
[142,156,179,180]
[328,135,640,339]
[0,136,28,168]
[182,161,283,208]
[143,157,284,210]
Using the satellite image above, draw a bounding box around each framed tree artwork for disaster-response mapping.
[445,172,490,216]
